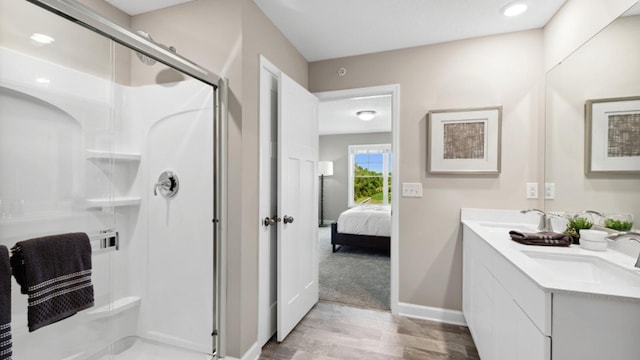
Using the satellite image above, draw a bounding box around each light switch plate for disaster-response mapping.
[526,182,538,199]
[545,183,555,199]
[402,183,423,197]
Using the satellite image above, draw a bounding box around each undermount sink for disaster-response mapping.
[522,251,640,288]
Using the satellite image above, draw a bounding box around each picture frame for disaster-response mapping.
[427,106,502,174]
[585,96,640,175]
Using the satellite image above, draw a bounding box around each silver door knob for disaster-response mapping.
[263,216,281,227]
[283,215,294,224]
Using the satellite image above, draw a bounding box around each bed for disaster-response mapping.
[331,205,391,253]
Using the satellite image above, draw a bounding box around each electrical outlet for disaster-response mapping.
[526,182,538,199]
[545,183,555,200]
[402,183,423,198]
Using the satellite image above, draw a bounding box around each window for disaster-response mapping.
[348,144,392,207]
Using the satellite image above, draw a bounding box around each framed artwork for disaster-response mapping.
[585,96,640,174]
[427,106,502,174]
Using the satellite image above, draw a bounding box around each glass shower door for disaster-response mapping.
[0,0,118,358]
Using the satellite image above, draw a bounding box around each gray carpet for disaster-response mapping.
[318,227,390,310]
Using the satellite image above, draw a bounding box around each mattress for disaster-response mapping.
[337,205,391,237]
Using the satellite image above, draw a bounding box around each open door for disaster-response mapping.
[276,72,319,341]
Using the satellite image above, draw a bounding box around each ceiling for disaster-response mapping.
[105,0,567,61]
[105,0,194,16]
[319,95,392,136]
[252,0,567,62]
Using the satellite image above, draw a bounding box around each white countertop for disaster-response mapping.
[461,208,640,301]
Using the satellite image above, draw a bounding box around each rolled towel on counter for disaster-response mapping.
[509,231,573,247]
[10,233,94,332]
[0,245,12,360]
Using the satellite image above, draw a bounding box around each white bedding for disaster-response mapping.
[337,205,391,237]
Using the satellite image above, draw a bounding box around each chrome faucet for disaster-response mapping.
[577,210,603,218]
[521,209,548,231]
[606,232,640,268]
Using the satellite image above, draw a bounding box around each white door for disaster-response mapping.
[277,72,319,341]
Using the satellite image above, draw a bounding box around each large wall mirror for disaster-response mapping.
[545,1,640,229]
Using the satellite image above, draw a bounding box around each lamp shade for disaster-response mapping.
[318,161,334,176]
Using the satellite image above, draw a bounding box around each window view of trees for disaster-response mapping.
[353,152,392,205]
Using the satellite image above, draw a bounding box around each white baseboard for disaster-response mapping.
[397,302,467,326]
[221,341,260,360]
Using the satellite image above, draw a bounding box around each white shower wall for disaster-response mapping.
[123,79,214,353]
[0,46,215,358]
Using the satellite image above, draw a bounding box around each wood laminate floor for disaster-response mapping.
[259,301,479,360]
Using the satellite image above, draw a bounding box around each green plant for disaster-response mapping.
[563,227,579,239]
[604,218,633,231]
[568,216,593,230]
[563,216,593,244]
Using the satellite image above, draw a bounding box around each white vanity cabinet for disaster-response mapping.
[463,225,551,360]
[461,208,640,360]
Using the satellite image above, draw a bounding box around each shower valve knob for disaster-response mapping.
[154,170,179,198]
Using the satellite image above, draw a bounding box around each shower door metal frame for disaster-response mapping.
[23,0,227,358]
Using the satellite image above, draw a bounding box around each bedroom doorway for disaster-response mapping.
[314,86,399,313]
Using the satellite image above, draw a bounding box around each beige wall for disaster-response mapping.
[130,0,241,86]
[78,0,130,27]
[79,0,132,85]
[319,132,392,221]
[543,0,638,71]
[309,30,545,311]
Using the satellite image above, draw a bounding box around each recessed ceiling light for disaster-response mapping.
[30,33,55,45]
[356,110,377,121]
[502,2,528,17]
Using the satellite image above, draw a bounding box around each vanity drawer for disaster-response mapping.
[492,252,552,336]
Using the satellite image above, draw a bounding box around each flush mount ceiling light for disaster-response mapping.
[502,2,528,17]
[30,33,55,45]
[356,110,377,121]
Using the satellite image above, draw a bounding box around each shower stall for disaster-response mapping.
[0,0,225,359]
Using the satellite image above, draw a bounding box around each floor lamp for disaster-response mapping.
[318,161,334,227]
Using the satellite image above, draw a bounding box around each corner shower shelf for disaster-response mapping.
[86,197,142,208]
[86,296,141,320]
[86,150,142,162]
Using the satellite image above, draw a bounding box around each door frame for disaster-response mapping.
[314,85,400,315]
[258,55,320,345]
[258,57,401,347]
[258,55,281,346]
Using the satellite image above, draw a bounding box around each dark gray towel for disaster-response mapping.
[0,245,11,360]
[509,231,573,246]
[10,233,94,332]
